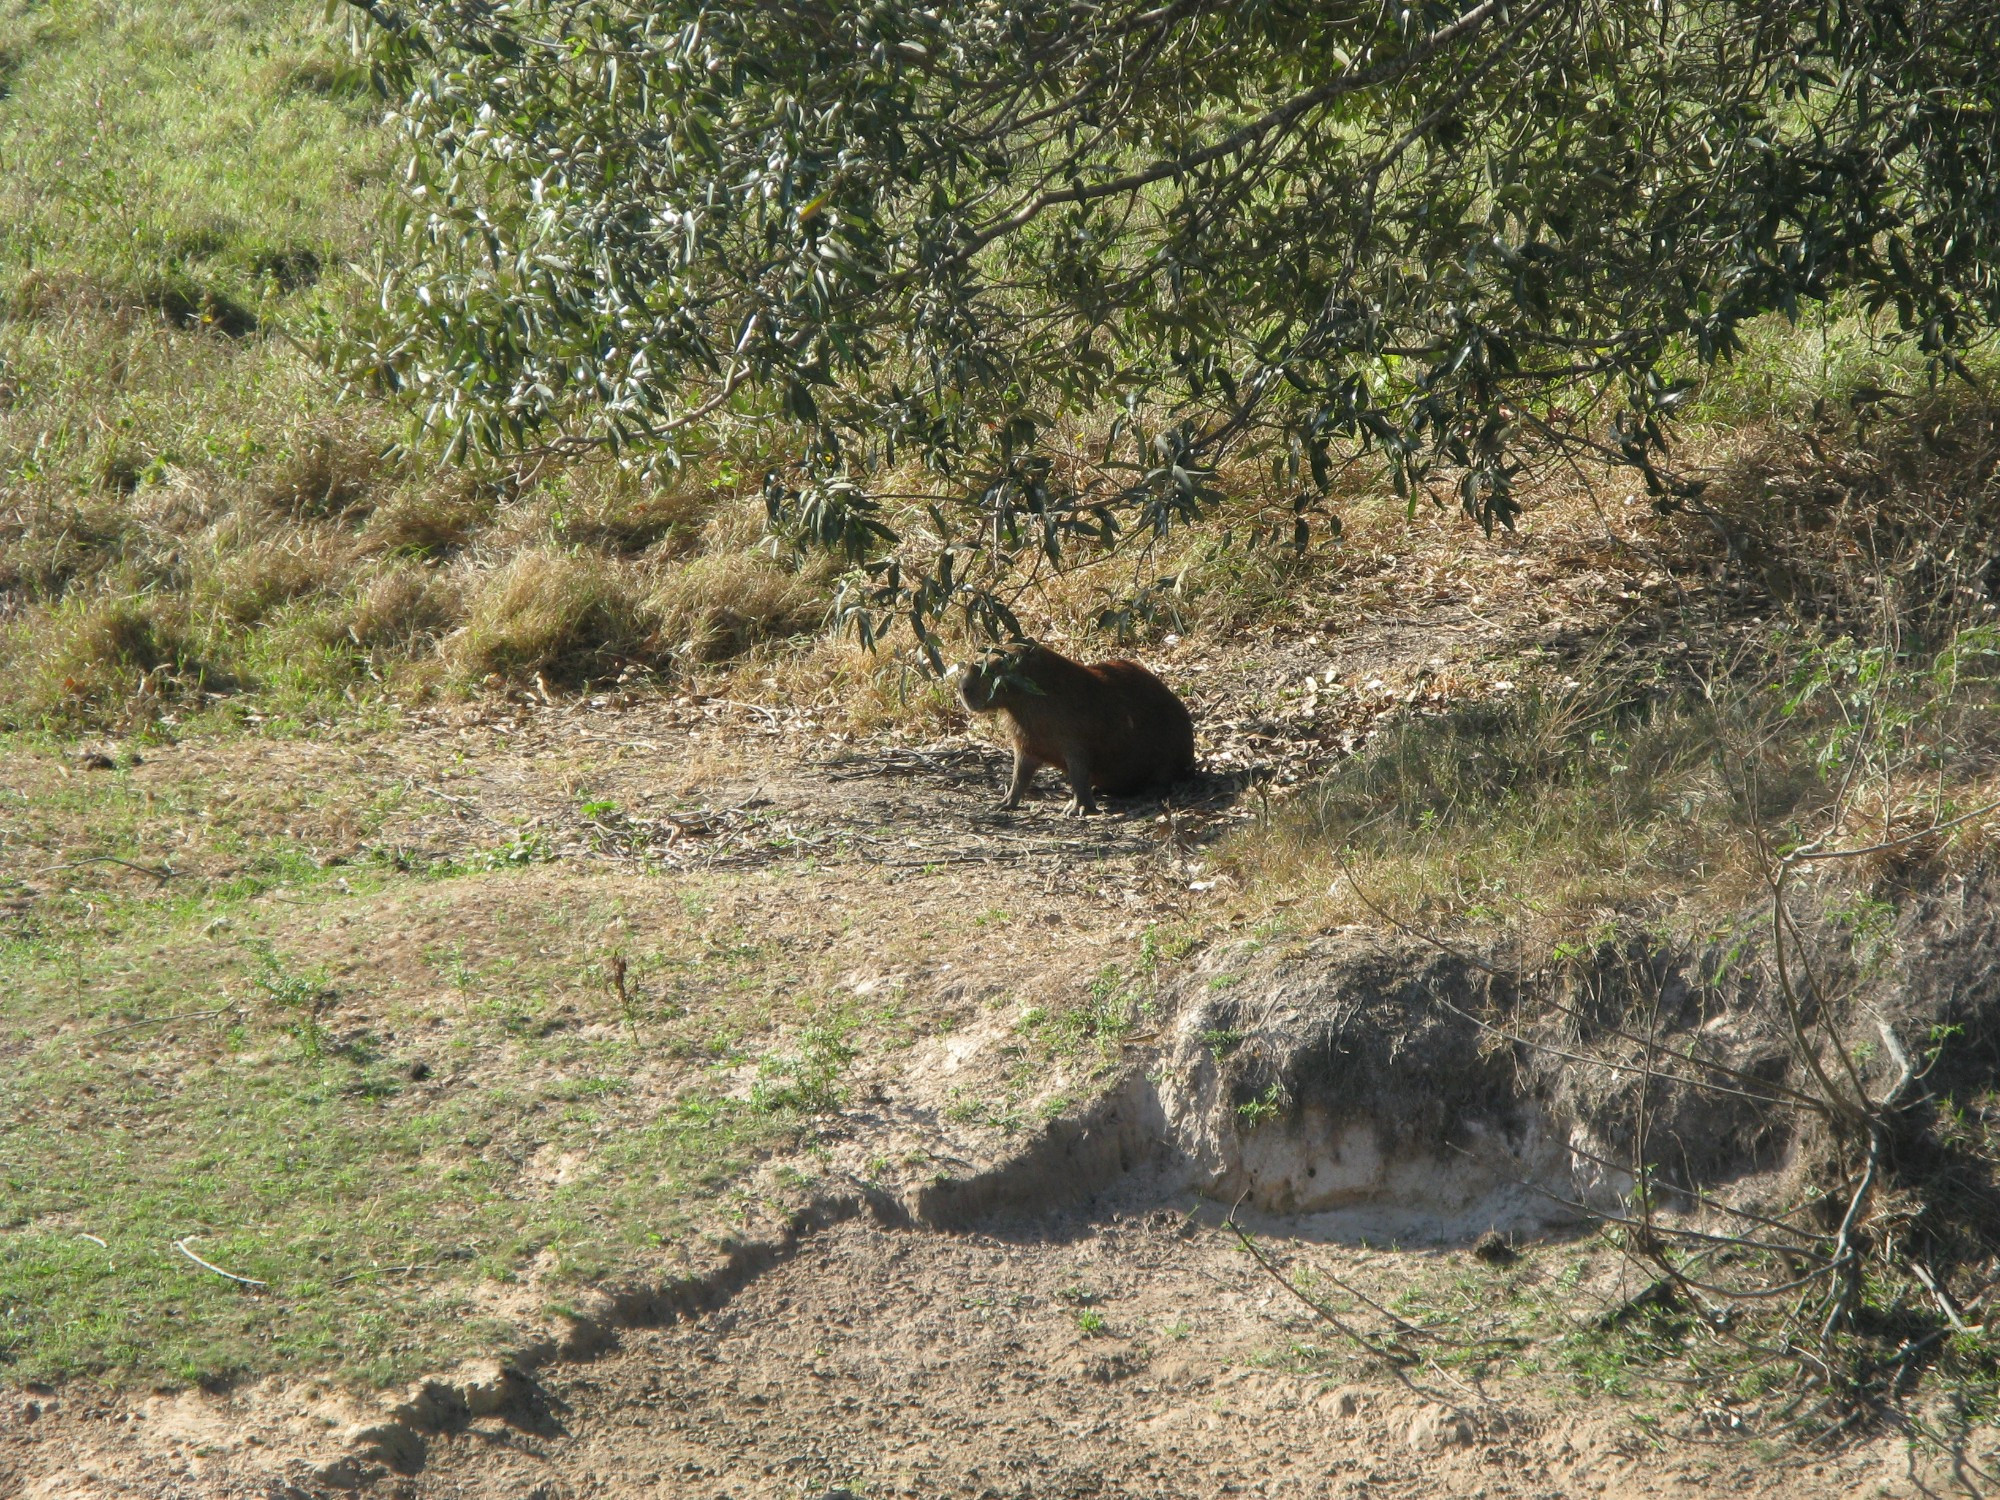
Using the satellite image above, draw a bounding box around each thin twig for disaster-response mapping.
[1788,796,2000,864]
[1223,1208,1409,1363]
[42,855,175,881]
[1908,1261,1980,1339]
[1561,1138,1829,1247]
[173,1237,267,1288]
[331,1263,443,1287]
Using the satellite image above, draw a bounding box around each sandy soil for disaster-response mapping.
[10,1194,1992,1499]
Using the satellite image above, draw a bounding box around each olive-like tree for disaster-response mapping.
[339,0,2000,650]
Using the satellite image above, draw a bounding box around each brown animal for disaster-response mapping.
[957,643,1196,815]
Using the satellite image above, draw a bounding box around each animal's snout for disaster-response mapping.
[954,661,992,712]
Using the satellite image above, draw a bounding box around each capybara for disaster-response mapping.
[956,643,1196,815]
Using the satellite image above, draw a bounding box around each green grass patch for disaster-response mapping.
[0,718,1070,1390]
[0,865,823,1387]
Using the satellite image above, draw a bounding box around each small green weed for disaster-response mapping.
[480,832,553,869]
[751,1019,858,1114]
[242,938,330,1060]
[1199,1026,1244,1059]
[1022,962,1153,1060]
[944,1089,1030,1134]
[1236,1082,1284,1126]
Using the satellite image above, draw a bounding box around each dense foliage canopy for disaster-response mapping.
[342,0,2000,646]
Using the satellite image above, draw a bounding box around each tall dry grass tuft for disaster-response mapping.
[345,564,460,653]
[1695,392,2000,644]
[207,528,350,626]
[723,632,965,735]
[450,548,659,684]
[0,591,214,729]
[549,467,709,555]
[256,427,381,521]
[364,477,500,557]
[0,487,141,605]
[648,549,830,663]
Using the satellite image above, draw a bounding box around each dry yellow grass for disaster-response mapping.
[206,527,351,626]
[253,425,382,522]
[449,547,657,684]
[346,562,462,652]
[4,591,200,728]
[648,549,831,663]
[362,480,499,558]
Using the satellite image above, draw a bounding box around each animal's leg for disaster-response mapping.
[997,747,1038,810]
[1059,750,1100,816]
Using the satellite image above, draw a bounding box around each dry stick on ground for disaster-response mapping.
[173,1237,268,1289]
[41,855,175,881]
[331,1263,443,1287]
[1224,1200,1528,1363]
[1221,1205,1410,1365]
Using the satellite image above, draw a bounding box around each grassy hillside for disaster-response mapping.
[0,0,857,738]
[0,0,389,724]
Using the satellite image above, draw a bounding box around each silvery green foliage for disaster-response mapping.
[339,0,2000,649]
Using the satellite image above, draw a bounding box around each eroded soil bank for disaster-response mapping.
[12,1194,1993,1499]
[13,891,2000,1498]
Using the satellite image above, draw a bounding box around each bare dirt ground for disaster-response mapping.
[11,1199,1992,1500]
[7,511,1990,1499]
